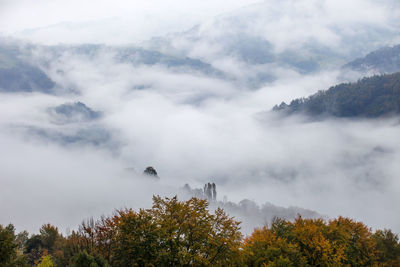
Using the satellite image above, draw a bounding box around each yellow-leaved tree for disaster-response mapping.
[37,255,54,267]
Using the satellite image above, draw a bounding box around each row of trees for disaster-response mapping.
[243,217,400,266]
[1,196,400,266]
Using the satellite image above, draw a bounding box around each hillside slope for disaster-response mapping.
[343,44,400,74]
[0,44,55,93]
[273,72,400,118]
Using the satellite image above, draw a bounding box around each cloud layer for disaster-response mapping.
[0,0,399,235]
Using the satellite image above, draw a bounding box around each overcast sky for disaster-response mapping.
[1,0,398,45]
[0,0,260,43]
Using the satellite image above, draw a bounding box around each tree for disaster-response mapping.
[143,166,159,178]
[326,216,377,266]
[72,250,109,267]
[203,183,217,201]
[15,230,29,251]
[242,216,400,266]
[111,209,160,266]
[0,224,17,265]
[24,224,65,265]
[373,229,400,265]
[37,255,54,267]
[149,196,242,266]
[111,196,242,266]
[212,183,217,201]
[25,234,44,265]
[40,224,60,253]
[242,226,307,267]
[93,215,118,264]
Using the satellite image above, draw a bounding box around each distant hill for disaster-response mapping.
[182,183,320,234]
[48,101,101,124]
[273,72,400,118]
[0,44,55,93]
[343,44,400,74]
[0,42,225,94]
[38,44,226,78]
[145,1,400,74]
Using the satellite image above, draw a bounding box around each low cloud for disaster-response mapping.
[0,0,399,235]
[0,44,399,235]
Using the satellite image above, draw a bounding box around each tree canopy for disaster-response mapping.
[1,196,400,266]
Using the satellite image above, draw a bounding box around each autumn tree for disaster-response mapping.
[149,196,242,266]
[290,217,344,266]
[110,196,242,266]
[37,255,55,267]
[326,216,377,265]
[93,215,118,263]
[5,198,400,266]
[242,216,398,266]
[111,209,160,266]
[242,226,307,266]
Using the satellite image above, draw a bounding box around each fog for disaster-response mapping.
[0,0,260,44]
[0,0,400,235]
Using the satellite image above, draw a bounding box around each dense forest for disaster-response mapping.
[1,196,399,266]
[273,72,400,118]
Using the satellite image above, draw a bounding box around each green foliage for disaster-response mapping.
[40,224,60,252]
[72,250,109,267]
[23,224,65,265]
[38,255,55,267]
[373,229,400,265]
[273,72,400,118]
[25,234,44,264]
[0,224,17,265]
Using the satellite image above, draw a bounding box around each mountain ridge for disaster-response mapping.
[273,72,400,118]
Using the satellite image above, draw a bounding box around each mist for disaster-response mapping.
[0,0,399,236]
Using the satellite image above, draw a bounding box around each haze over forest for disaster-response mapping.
[1,0,400,241]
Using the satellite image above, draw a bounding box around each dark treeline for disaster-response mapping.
[1,196,400,266]
[273,72,400,118]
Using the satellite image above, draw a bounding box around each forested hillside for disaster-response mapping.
[1,196,399,266]
[343,44,400,74]
[273,72,400,118]
[0,44,54,93]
